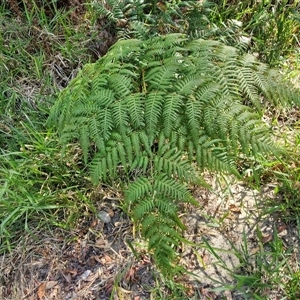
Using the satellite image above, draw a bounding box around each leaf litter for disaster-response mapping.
[0,177,299,300]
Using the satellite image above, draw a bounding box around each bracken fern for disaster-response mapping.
[47,34,300,275]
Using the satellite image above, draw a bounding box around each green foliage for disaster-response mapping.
[0,0,103,118]
[92,0,300,66]
[48,33,300,274]
[209,0,300,65]
[90,0,215,39]
[0,111,93,254]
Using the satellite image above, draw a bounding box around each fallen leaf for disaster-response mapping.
[108,207,114,217]
[116,286,132,300]
[261,233,273,243]
[229,204,241,213]
[105,281,114,293]
[94,239,108,248]
[86,269,101,282]
[224,290,233,300]
[48,285,61,298]
[250,247,260,255]
[125,266,137,282]
[277,223,288,233]
[37,282,46,300]
[45,281,58,289]
[62,272,72,283]
[200,286,217,299]
[91,219,98,227]
[185,283,195,296]
[103,254,113,263]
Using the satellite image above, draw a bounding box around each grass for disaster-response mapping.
[0,0,300,299]
[0,113,94,253]
[0,0,100,253]
[209,0,300,66]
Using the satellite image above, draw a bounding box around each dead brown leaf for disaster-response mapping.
[45,281,58,290]
[261,233,273,244]
[184,283,195,296]
[108,208,114,217]
[91,219,98,227]
[37,282,46,300]
[48,285,61,298]
[229,204,241,213]
[94,238,109,248]
[125,266,137,282]
[224,290,233,300]
[250,247,260,255]
[200,286,217,299]
[277,223,288,233]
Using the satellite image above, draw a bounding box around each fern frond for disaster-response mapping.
[108,74,133,97]
[104,39,141,62]
[153,175,191,201]
[162,94,183,137]
[125,177,152,205]
[175,75,204,96]
[112,100,130,136]
[91,89,116,108]
[141,213,157,236]
[134,198,155,220]
[145,64,178,91]
[91,76,108,94]
[237,68,261,111]
[130,131,142,155]
[48,33,300,276]
[90,153,107,183]
[154,147,200,184]
[126,93,145,128]
[97,108,114,141]
[185,97,202,143]
[145,91,164,140]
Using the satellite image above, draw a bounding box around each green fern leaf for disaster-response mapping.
[134,198,155,220]
[48,33,300,276]
[112,100,129,136]
[162,94,182,137]
[153,175,191,201]
[125,177,152,205]
[145,92,164,140]
[108,74,133,97]
[126,93,145,128]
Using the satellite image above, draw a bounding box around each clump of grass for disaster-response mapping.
[0,111,96,253]
[0,0,111,116]
[209,0,300,65]
[0,1,112,252]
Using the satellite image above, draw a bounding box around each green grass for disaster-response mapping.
[0,0,101,117]
[0,112,95,253]
[1,0,300,298]
[209,0,300,66]
[0,1,100,254]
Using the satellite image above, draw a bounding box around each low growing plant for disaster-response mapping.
[47,33,300,275]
